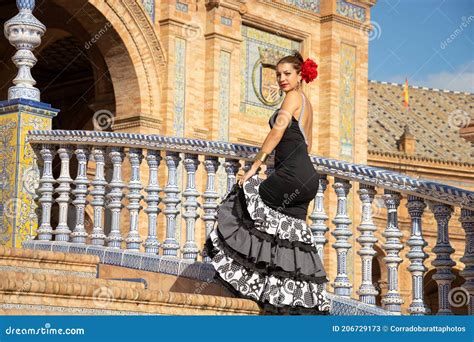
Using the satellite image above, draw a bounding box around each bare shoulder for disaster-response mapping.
[280,91,301,115]
[282,91,300,105]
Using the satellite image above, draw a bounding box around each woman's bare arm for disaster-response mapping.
[250,91,300,170]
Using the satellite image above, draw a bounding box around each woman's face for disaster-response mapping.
[276,62,301,93]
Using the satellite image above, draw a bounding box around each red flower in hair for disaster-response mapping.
[301,58,318,83]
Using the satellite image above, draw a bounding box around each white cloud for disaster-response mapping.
[385,60,474,93]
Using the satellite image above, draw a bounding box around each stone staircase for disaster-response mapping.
[0,246,260,315]
[1,244,394,315]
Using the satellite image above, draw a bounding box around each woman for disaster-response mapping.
[204,51,330,315]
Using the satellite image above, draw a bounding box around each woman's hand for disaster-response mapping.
[238,166,257,187]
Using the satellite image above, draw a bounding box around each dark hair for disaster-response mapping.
[276,50,304,74]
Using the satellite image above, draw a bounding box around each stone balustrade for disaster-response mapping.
[19,130,474,316]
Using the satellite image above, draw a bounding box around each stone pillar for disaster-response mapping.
[331,178,353,297]
[4,0,46,101]
[0,1,58,248]
[428,201,455,315]
[0,101,58,248]
[356,183,378,305]
[406,195,430,315]
[381,190,404,313]
[460,209,474,315]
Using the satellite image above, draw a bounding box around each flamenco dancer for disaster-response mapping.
[204,51,330,315]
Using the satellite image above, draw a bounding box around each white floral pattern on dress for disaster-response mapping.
[242,175,314,245]
[209,229,331,311]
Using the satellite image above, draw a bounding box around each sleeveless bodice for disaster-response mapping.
[267,93,314,176]
[268,92,309,145]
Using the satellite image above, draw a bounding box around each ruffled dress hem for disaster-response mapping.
[204,175,331,314]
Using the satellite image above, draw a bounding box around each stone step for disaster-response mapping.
[4,270,146,291]
[0,245,98,278]
[21,241,396,315]
[0,270,260,315]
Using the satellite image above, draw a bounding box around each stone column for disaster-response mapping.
[460,209,474,315]
[356,184,378,305]
[331,178,353,297]
[428,201,455,315]
[4,0,46,101]
[381,190,404,313]
[406,195,430,315]
[1,0,58,248]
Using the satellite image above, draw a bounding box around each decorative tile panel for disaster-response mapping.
[176,0,188,12]
[141,0,155,22]
[174,37,186,138]
[0,99,57,248]
[283,0,320,14]
[218,51,231,142]
[240,26,301,118]
[339,43,356,162]
[221,16,232,26]
[336,0,366,22]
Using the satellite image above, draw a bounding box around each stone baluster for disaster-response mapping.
[36,144,55,241]
[428,201,455,315]
[4,0,46,101]
[55,145,73,242]
[125,148,144,251]
[182,154,201,260]
[331,178,352,297]
[202,156,220,263]
[143,150,162,254]
[309,175,329,262]
[406,195,430,315]
[90,147,107,246]
[356,183,378,305]
[223,158,240,193]
[71,146,90,244]
[381,190,404,313]
[106,147,125,249]
[162,151,181,257]
[460,209,474,315]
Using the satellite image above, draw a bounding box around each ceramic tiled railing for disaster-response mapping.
[22,130,474,316]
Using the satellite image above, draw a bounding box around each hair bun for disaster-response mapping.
[291,50,304,63]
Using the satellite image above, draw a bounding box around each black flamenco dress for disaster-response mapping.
[204,92,330,315]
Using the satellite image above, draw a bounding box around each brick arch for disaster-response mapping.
[50,0,166,121]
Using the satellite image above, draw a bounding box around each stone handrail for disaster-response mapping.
[26,130,474,210]
[22,129,474,316]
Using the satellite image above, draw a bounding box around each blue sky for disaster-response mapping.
[369,0,473,92]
